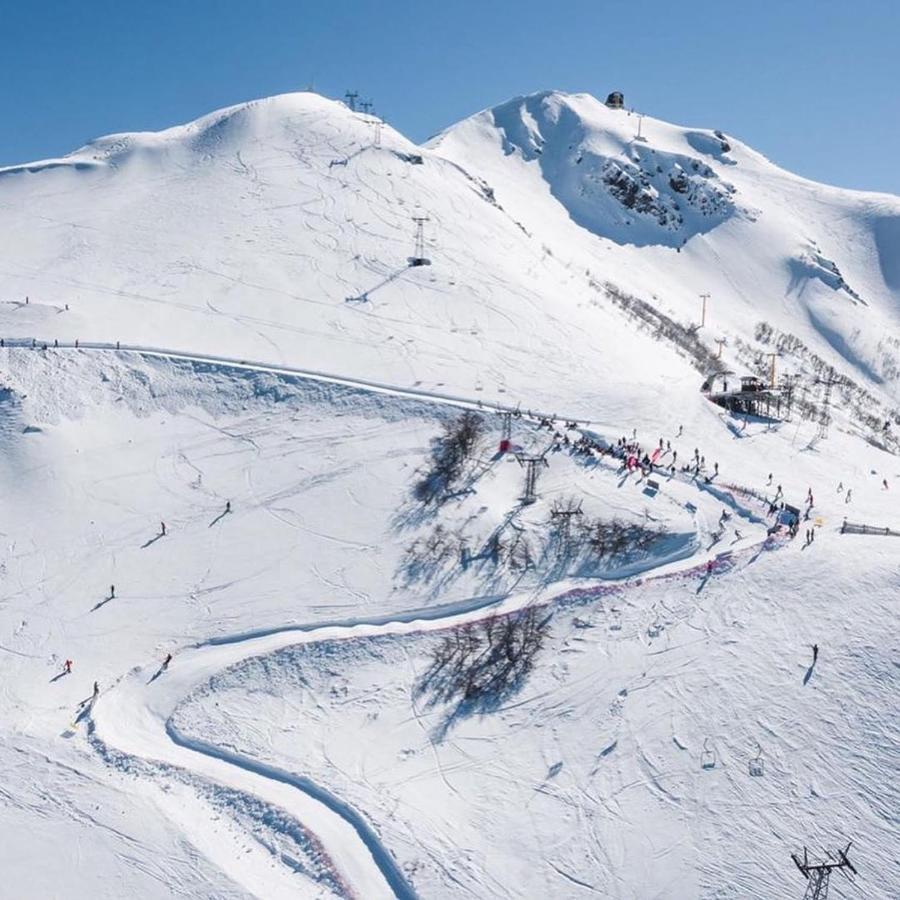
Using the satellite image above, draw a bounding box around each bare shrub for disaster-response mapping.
[414,411,486,504]
[402,524,462,583]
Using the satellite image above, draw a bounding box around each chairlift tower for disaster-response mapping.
[791,843,858,899]
[360,99,373,114]
[344,90,359,112]
[815,367,840,440]
[550,499,583,554]
[498,410,514,452]
[782,373,800,422]
[765,352,779,388]
[409,215,431,267]
[699,293,711,328]
[516,452,549,505]
[635,114,647,142]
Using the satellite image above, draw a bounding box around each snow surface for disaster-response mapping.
[1,89,898,898]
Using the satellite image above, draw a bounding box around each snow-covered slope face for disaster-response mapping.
[2,90,899,899]
[0,92,692,426]
[479,91,744,248]
[3,88,899,436]
[430,91,900,415]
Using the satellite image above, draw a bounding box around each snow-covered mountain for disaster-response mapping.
[2,90,899,427]
[1,90,897,899]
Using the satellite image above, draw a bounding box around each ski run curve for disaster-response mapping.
[37,339,778,898]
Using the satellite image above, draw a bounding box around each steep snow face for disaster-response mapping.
[430,91,900,415]
[487,92,742,247]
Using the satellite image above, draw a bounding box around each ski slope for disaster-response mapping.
[1,88,899,899]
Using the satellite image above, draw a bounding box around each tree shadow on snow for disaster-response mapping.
[414,608,551,742]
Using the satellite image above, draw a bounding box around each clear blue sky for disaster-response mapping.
[2,0,898,193]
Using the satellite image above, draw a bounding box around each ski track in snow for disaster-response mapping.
[70,351,777,899]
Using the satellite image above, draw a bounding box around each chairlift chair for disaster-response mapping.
[748,743,765,777]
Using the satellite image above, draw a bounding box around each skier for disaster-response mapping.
[92,681,100,698]
[837,481,843,493]
[677,425,683,437]
[714,462,719,475]
[845,489,852,503]
[162,653,173,671]
[812,644,819,664]
[883,479,889,490]
[734,528,743,541]
[706,560,714,576]
[63,659,73,675]
[110,584,115,599]
[225,500,231,513]
[160,521,167,536]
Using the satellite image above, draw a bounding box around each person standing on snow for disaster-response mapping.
[64,659,73,675]
[92,681,100,698]
[162,653,173,670]
[812,644,819,664]
[160,521,167,536]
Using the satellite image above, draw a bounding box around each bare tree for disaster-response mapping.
[418,608,550,723]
